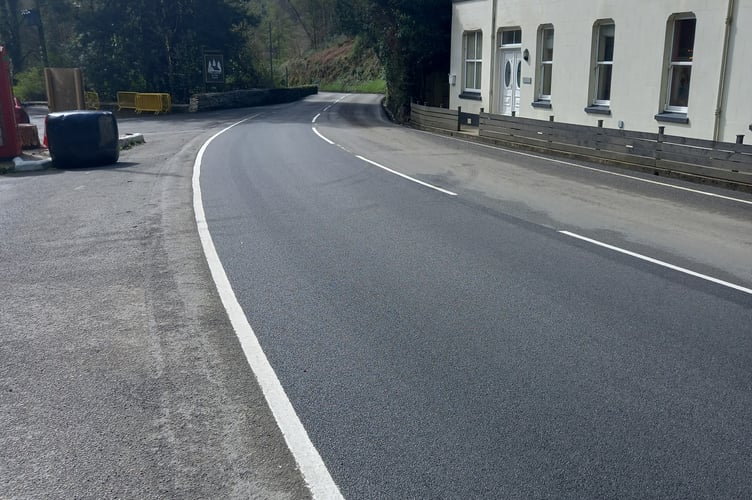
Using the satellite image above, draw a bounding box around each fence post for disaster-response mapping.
[457,106,462,132]
[656,126,665,163]
[549,115,554,143]
[594,120,605,150]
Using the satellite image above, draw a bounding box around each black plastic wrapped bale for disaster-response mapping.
[46,111,119,168]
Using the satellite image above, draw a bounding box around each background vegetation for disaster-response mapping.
[1,0,450,121]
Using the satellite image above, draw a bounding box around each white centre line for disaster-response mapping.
[356,155,458,196]
[311,106,456,196]
[312,127,334,145]
[193,114,343,500]
[559,230,752,295]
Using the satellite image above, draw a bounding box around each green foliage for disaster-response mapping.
[2,0,451,112]
[12,66,46,101]
[319,78,386,94]
[75,0,260,102]
[283,36,382,90]
[336,0,452,121]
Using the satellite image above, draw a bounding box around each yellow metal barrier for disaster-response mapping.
[117,91,138,111]
[85,91,100,110]
[134,93,171,114]
[160,93,171,112]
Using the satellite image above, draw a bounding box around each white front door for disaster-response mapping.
[499,49,522,116]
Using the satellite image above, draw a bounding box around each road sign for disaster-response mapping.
[204,53,225,84]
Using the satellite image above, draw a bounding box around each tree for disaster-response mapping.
[338,0,451,121]
[75,0,259,101]
[0,0,24,72]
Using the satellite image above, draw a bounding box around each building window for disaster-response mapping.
[501,29,522,46]
[464,31,482,93]
[665,16,696,112]
[592,21,615,106]
[538,26,554,101]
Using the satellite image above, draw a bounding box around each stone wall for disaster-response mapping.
[189,86,318,112]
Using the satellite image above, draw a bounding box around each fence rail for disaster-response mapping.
[410,102,752,189]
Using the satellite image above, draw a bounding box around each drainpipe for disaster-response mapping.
[713,0,735,142]
[488,0,498,113]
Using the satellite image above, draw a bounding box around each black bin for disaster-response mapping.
[46,111,119,168]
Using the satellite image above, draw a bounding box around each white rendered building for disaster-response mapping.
[449,0,750,142]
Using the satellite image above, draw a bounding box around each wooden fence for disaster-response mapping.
[410,103,459,132]
[410,102,752,189]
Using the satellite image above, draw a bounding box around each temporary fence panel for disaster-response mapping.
[134,93,170,114]
[117,92,138,111]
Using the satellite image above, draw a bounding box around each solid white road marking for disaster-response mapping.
[559,230,752,295]
[312,113,320,124]
[312,127,335,145]
[356,155,458,196]
[193,114,344,500]
[418,130,752,207]
[312,106,457,196]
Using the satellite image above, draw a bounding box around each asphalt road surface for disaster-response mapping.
[3,94,751,499]
[1,107,312,499]
[199,94,752,498]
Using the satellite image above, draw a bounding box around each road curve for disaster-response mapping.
[200,94,752,498]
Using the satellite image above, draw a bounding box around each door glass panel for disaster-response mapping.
[516,61,522,89]
[505,61,512,87]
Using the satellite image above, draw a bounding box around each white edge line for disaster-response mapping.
[417,129,752,207]
[559,230,752,295]
[312,113,320,124]
[356,155,458,196]
[192,115,344,500]
[312,127,335,145]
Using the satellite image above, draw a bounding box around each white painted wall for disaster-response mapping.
[721,1,752,142]
[450,0,747,143]
[450,0,493,112]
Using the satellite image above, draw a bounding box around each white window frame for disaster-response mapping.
[538,26,554,101]
[592,21,615,107]
[499,28,522,48]
[664,15,696,113]
[463,31,483,93]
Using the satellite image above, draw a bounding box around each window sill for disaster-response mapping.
[531,100,552,109]
[584,105,611,115]
[459,92,482,101]
[655,112,689,124]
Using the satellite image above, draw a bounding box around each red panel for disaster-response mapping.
[0,46,22,158]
